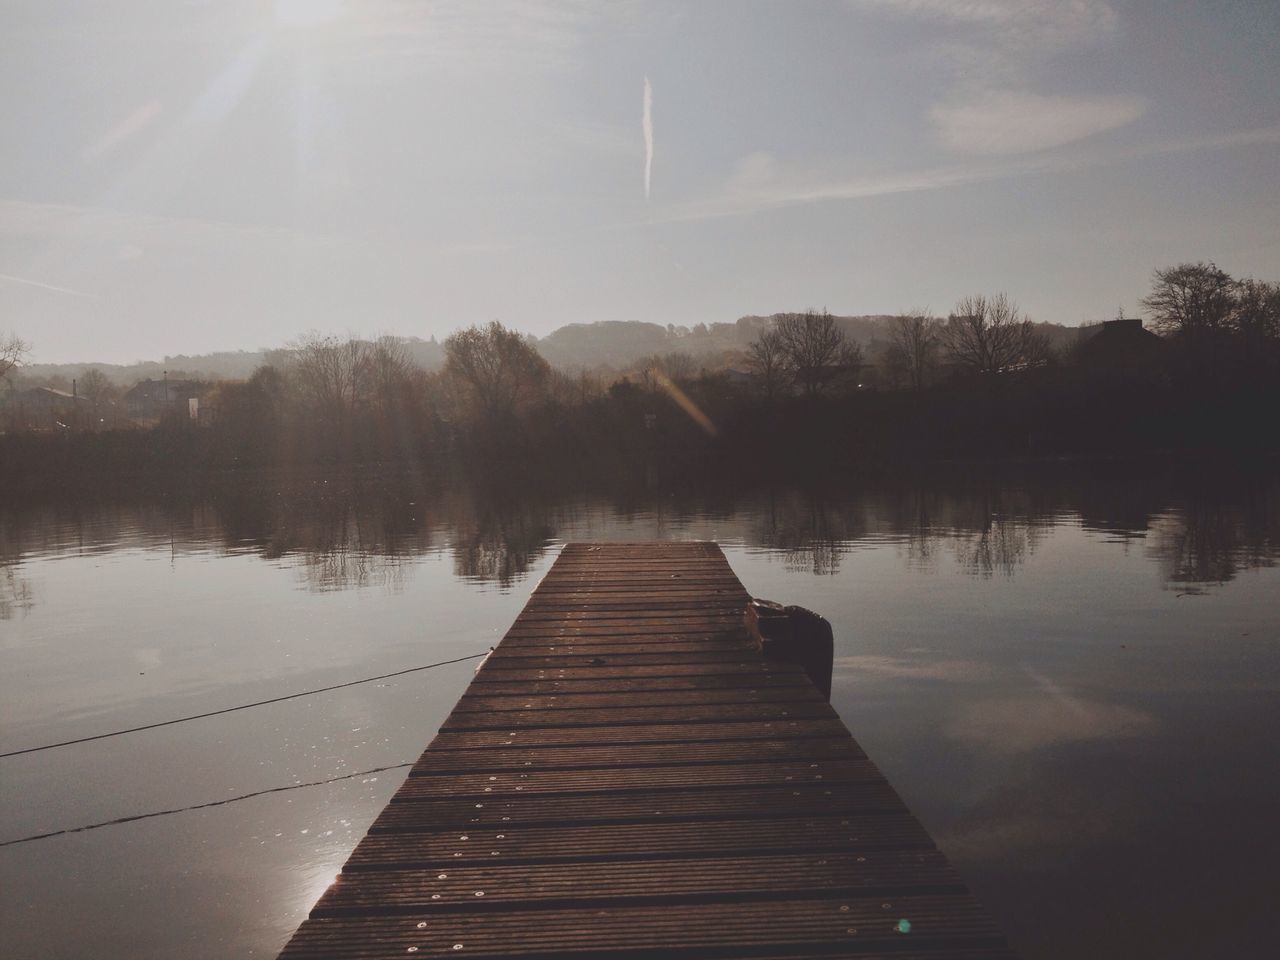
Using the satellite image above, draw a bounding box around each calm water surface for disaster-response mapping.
[1,465,1278,959]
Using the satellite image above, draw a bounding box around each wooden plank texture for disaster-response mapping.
[278,542,1012,959]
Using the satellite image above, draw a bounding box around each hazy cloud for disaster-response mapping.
[936,781,1124,861]
[852,0,1118,52]
[932,90,1146,155]
[726,151,780,193]
[658,124,1280,224]
[853,0,1132,154]
[948,692,1156,754]
[834,654,995,682]
[949,669,1156,755]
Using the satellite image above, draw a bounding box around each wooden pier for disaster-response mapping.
[280,542,1013,959]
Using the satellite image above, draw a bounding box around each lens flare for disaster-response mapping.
[653,370,717,436]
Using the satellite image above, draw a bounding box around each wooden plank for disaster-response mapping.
[519,591,748,603]
[482,650,763,667]
[498,629,750,642]
[461,673,816,695]
[440,701,839,730]
[371,783,912,832]
[393,758,883,799]
[278,543,1012,960]
[521,581,749,593]
[526,581,746,592]
[506,619,747,632]
[280,896,1005,958]
[428,718,852,750]
[409,737,861,775]
[498,629,750,643]
[502,621,749,636]
[346,815,935,868]
[485,640,760,657]
[471,662,808,682]
[312,851,963,915]
[452,686,826,711]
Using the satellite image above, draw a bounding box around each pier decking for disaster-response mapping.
[280,542,1012,959]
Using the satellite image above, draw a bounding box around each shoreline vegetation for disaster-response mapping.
[2,263,1277,491]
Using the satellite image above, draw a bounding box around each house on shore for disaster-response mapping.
[1,386,91,431]
[124,378,209,423]
[1077,316,1166,371]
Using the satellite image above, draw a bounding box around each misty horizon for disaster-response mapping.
[19,309,1071,370]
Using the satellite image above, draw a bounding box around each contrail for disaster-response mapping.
[0,272,92,298]
[643,76,653,201]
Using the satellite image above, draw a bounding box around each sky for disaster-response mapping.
[2,0,1278,364]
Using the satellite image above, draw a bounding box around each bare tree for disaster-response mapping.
[444,321,551,422]
[365,335,416,414]
[547,367,602,407]
[637,351,698,382]
[773,309,861,396]
[1231,278,1280,344]
[885,310,941,390]
[1,332,29,385]
[1141,262,1235,339]
[746,328,786,400]
[941,293,1040,375]
[289,333,370,420]
[658,351,697,381]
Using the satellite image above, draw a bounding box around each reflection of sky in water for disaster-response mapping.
[1,468,1278,959]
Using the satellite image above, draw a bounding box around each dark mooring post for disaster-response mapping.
[746,598,835,700]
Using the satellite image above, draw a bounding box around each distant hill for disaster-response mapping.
[535,315,910,370]
[18,338,446,388]
[18,350,269,387]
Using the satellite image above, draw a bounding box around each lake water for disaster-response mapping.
[2,462,1278,958]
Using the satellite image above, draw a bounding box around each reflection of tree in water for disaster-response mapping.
[1148,485,1280,588]
[0,511,36,619]
[952,514,1046,578]
[0,548,33,620]
[884,486,944,573]
[230,472,557,589]
[444,486,554,587]
[0,463,1276,594]
[215,471,438,592]
[942,487,1049,578]
[747,483,1055,578]
[751,491,865,575]
[291,510,411,592]
[881,483,1048,579]
[0,470,558,594]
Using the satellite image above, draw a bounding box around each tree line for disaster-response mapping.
[2,261,1277,484]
